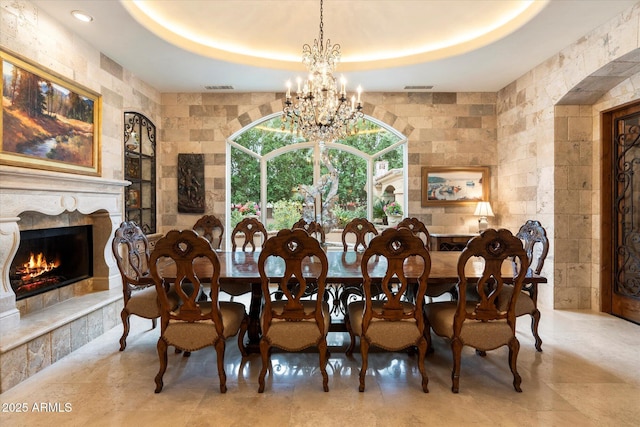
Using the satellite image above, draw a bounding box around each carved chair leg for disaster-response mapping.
[258,339,270,393]
[531,309,543,351]
[154,338,168,393]
[417,337,429,393]
[451,338,463,393]
[215,339,227,393]
[508,337,522,392]
[119,309,130,351]
[359,338,369,392]
[318,339,329,392]
[345,314,356,356]
[238,315,249,357]
[424,318,434,355]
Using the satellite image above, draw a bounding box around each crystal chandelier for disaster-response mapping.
[282,0,364,143]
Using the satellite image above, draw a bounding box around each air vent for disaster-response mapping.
[204,85,234,90]
[404,85,434,90]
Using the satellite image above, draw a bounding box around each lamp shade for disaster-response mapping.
[474,201,494,217]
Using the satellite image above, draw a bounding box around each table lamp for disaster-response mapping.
[474,201,494,232]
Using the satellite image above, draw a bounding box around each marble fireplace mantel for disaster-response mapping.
[0,165,128,330]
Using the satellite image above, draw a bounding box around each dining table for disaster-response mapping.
[161,250,547,352]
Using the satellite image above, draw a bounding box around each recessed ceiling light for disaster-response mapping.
[71,10,93,23]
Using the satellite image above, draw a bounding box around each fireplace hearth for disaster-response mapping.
[10,225,93,300]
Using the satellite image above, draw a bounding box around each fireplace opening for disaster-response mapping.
[10,225,93,300]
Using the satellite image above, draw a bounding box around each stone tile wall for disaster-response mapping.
[159,92,499,238]
[496,3,640,309]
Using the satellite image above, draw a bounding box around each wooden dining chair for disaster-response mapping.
[225,217,269,301]
[347,227,431,392]
[257,228,330,392]
[231,216,268,252]
[193,214,224,249]
[425,228,529,393]
[112,221,169,351]
[292,218,326,244]
[149,229,248,393]
[498,220,549,351]
[397,217,455,301]
[341,217,378,252]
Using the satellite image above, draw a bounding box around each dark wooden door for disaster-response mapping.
[602,101,640,323]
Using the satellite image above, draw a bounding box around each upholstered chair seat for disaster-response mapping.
[125,284,174,319]
[347,300,421,350]
[163,300,246,351]
[425,301,514,351]
[262,300,331,351]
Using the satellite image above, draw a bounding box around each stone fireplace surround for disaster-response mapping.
[0,165,128,392]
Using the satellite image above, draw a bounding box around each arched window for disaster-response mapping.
[226,113,407,241]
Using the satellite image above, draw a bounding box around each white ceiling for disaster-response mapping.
[31,0,639,93]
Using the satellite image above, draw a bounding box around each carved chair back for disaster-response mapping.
[455,229,529,333]
[259,228,328,325]
[193,214,224,249]
[149,229,222,324]
[341,217,379,252]
[361,227,431,327]
[231,217,268,252]
[397,217,431,249]
[292,218,326,244]
[112,221,153,297]
[516,220,549,275]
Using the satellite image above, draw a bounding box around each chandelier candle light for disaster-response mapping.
[282,0,364,143]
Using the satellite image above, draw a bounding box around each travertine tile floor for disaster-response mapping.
[1,304,638,426]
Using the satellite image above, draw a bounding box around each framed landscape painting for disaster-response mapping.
[0,49,101,176]
[421,166,489,206]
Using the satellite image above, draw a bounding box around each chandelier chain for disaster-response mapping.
[319,0,323,49]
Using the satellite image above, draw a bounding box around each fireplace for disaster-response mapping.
[1,166,129,329]
[10,225,93,300]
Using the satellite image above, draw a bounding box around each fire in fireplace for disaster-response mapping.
[10,225,93,300]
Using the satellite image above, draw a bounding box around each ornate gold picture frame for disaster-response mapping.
[1,49,101,176]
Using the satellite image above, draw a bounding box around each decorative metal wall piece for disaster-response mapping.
[615,115,640,298]
[178,153,205,213]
